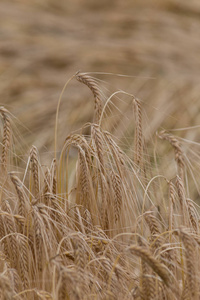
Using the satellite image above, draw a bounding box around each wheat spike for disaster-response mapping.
[7,268,21,295]
[169,181,176,232]
[43,167,51,205]
[30,145,40,197]
[0,274,14,300]
[138,238,155,300]
[0,107,12,170]
[179,228,198,300]
[32,205,43,271]
[111,171,122,223]
[52,158,57,195]
[91,125,105,170]
[157,130,185,181]
[0,212,9,259]
[127,245,174,290]
[17,234,29,290]
[2,201,18,267]
[10,174,26,218]
[84,209,93,234]
[76,72,102,124]
[133,97,143,166]
[186,199,198,232]
[145,213,163,252]
[58,267,69,300]
[73,238,89,297]
[176,175,189,225]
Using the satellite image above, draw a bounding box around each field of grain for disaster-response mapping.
[0,0,200,299]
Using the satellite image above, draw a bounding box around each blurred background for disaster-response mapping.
[1,0,200,160]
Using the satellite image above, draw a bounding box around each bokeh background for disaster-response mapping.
[1,0,200,159]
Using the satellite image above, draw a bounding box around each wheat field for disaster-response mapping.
[1,0,200,299]
[0,71,199,299]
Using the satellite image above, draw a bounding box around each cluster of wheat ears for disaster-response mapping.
[0,72,199,300]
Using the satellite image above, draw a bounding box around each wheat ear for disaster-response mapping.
[76,72,102,124]
[157,130,185,181]
[133,97,143,166]
[138,238,155,300]
[186,199,199,232]
[52,158,57,195]
[18,234,29,290]
[91,124,105,174]
[2,201,18,266]
[30,145,40,197]
[176,175,189,225]
[10,174,26,218]
[0,107,11,170]
[127,244,178,293]
[0,274,14,300]
[111,171,122,223]
[179,228,198,300]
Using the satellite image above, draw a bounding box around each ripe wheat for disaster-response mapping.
[0,73,199,299]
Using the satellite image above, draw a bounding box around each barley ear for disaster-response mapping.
[0,107,12,170]
[179,228,198,300]
[30,145,40,198]
[133,98,143,167]
[10,174,26,218]
[157,130,185,181]
[76,72,102,124]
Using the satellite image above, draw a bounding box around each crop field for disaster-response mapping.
[0,0,200,299]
